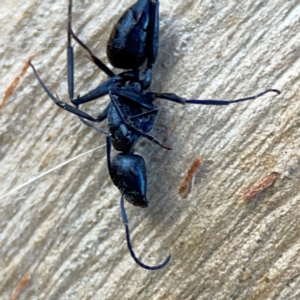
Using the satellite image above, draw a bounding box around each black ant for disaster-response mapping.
[29,0,280,270]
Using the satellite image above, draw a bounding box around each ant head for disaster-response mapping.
[110,153,148,208]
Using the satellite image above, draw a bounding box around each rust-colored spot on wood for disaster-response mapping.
[242,171,280,201]
[1,55,34,110]
[46,133,53,142]
[178,157,201,198]
[239,270,251,282]
[39,146,56,171]
[10,269,31,300]
[257,273,270,284]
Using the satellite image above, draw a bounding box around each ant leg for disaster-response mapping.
[147,89,281,105]
[115,88,156,110]
[67,0,74,101]
[68,0,115,78]
[29,61,109,123]
[120,192,171,270]
[106,135,113,175]
[72,76,120,105]
[127,108,159,133]
[109,92,172,150]
[128,107,159,121]
[78,117,110,136]
[70,29,115,78]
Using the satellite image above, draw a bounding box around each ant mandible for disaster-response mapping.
[29,0,280,270]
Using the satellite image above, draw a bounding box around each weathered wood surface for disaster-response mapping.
[1,1,299,299]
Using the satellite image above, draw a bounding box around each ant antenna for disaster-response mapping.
[120,192,171,270]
